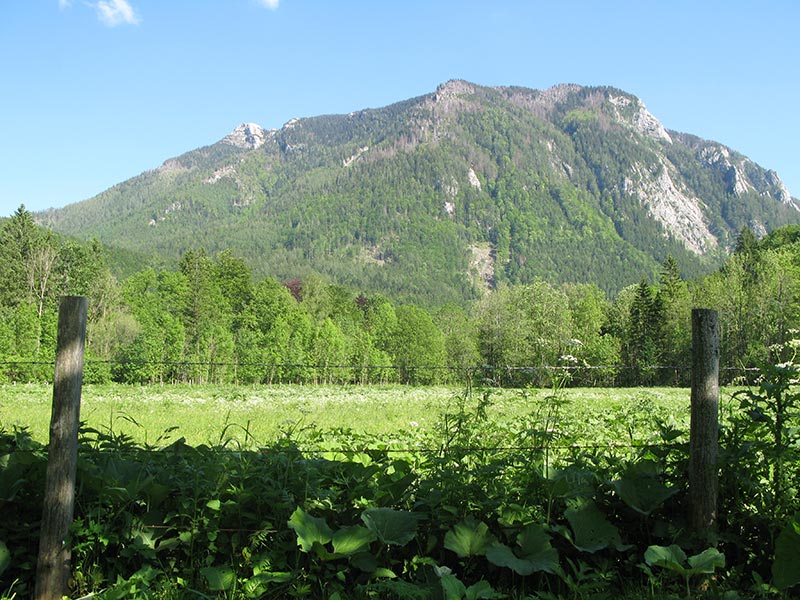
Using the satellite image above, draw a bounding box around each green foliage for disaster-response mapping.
[0,206,115,382]
[611,460,679,517]
[772,514,800,591]
[475,280,573,386]
[484,523,559,575]
[620,279,665,385]
[40,84,800,309]
[642,545,725,598]
[8,200,800,391]
[361,507,424,546]
[288,507,334,552]
[2,363,799,598]
[444,517,495,558]
[6,78,800,389]
[392,305,447,384]
[564,500,626,553]
[718,338,800,584]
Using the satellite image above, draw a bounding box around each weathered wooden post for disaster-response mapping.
[35,296,88,600]
[689,308,719,532]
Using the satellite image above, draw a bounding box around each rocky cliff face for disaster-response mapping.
[624,159,716,254]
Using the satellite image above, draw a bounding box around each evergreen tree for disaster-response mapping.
[0,205,39,306]
[621,279,665,385]
[656,256,691,385]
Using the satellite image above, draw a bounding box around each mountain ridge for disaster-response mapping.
[38,80,799,306]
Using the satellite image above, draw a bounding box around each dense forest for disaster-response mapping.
[3,205,799,388]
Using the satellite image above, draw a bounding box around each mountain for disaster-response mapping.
[38,80,799,306]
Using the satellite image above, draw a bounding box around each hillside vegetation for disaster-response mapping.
[38,81,799,306]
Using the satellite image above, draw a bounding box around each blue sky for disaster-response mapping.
[1,1,798,218]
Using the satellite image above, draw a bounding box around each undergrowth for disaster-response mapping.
[1,353,799,599]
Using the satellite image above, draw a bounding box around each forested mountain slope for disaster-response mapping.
[39,80,799,306]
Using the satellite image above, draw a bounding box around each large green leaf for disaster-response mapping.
[485,524,559,576]
[547,467,596,499]
[773,514,800,590]
[242,571,293,597]
[0,541,9,577]
[287,507,333,552]
[644,544,724,578]
[644,544,688,574]
[516,523,559,573]
[440,573,467,600]
[361,507,423,546]
[565,500,625,553]
[612,462,678,516]
[687,547,725,574]
[465,580,496,600]
[438,570,497,600]
[350,551,378,573]
[332,524,377,556]
[444,517,495,558]
[372,567,397,579]
[201,565,236,591]
[485,542,539,576]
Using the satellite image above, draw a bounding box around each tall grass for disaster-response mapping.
[0,383,696,448]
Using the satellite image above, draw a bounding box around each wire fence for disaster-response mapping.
[0,358,762,387]
[0,441,687,458]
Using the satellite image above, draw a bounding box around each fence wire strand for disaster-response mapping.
[0,358,760,373]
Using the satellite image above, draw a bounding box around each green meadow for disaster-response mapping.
[0,382,703,449]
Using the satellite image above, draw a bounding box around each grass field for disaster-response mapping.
[0,382,729,449]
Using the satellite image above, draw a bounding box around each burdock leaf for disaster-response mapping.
[288,507,333,552]
[444,517,495,557]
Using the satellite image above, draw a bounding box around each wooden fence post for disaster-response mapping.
[689,308,720,532]
[35,296,88,600]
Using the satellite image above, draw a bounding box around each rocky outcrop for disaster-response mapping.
[698,146,755,196]
[223,123,267,150]
[343,146,370,167]
[433,79,479,105]
[625,160,717,254]
[467,168,481,190]
[765,170,796,206]
[673,134,795,207]
[469,243,495,292]
[203,165,236,184]
[608,93,672,143]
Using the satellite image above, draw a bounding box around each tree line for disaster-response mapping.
[2,206,798,387]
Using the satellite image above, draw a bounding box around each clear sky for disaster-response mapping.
[1,1,798,218]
